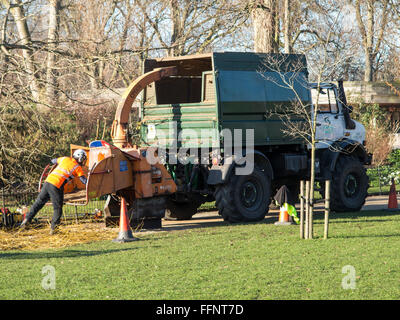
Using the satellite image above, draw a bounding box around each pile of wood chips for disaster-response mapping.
[0,221,119,251]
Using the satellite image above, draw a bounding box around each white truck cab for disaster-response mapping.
[310,82,366,149]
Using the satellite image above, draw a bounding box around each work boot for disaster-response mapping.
[49,226,59,235]
[19,218,29,230]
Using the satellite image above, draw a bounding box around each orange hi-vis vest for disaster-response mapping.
[45,157,84,189]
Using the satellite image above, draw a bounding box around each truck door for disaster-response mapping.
[315,87,345,147]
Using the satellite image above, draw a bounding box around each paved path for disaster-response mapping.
[361,195,393,211]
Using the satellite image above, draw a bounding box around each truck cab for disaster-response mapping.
[310,82,366,149]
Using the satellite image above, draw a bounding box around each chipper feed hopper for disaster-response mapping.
[39,67,179,227]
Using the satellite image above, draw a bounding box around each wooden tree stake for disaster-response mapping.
[300,180,305,239]
[324,180,330,239]
[305,180,310,239]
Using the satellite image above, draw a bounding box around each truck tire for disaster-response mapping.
[330,156,369,212]
[164,198,202,220]
[214,165,271,222]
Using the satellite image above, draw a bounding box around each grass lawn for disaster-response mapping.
[368,185,400,194]
[1,209,400,300]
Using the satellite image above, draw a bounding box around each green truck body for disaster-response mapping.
[140,52,310,149]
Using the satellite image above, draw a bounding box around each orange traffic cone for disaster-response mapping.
[113,197,138,242]
[274,205,294,225]
[387,178,399,210]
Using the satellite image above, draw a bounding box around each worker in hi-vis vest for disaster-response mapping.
[273,185,300,224]
[20,149,88,234]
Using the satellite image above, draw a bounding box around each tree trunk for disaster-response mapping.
[364,48,373,82]
[309,139,315,239]
[283,0,292,54]
[0,9,9,97]
[308,79,323,239]
[46,0,61,104]
[364,1,374,82]
[88,60,100,90]
[168,0,179,57]
[0,53,8,97]
[251,0,278,53]
[6,0,40,101]
[168,0,188,56]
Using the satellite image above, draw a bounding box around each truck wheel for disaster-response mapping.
[164,198,201,220]
[214,165,271,222]
[330,156,369,212]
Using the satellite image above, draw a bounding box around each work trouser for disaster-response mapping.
[26,182,64,229]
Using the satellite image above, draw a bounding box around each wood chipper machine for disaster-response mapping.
[39,67,179,228]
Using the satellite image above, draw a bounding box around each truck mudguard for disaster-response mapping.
[320,139,371,176]
[207,151,273,185]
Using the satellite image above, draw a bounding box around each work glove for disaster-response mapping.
[79,176,87,185]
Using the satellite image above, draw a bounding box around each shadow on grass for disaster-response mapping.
[162,219,229,232]
[329,233,400,239]
[310,209,400,223]
[0,247,139,260]
[160,213,279,233]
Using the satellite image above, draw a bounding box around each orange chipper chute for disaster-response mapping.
[111,66,177,149]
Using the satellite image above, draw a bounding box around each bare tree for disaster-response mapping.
[353,0,390,81]
[136,0,249,57]
[1,0,40,101]
[261,7,349,239]
[365,120,396,168]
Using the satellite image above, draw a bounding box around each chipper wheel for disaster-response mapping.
[164,196,203,220]
[214,165,271,223]
[104,195,167,226]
